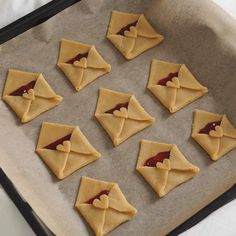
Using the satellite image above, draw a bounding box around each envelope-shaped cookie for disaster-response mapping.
[147,60,208,113]
[75,176,137,236]
[107,11,164,60]
[192,110,236,160]
[36,122,101,179]
[57,38,111,91]
[95,88,155,146]
[136,140,199,197]
[2,69,62,123]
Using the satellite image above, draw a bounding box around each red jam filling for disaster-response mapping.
[66,52,88,64]
[144,151,170,167]
[9,80,36,96]
[105,102,129,114]
[43,133,72,150]
[85,190,110,204]
[116,21,138,36]
[157,72,179,86]
[199,121,221,134]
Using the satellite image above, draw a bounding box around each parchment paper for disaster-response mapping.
[1,0,236,235]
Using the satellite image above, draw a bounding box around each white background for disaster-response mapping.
[0,0,235,235]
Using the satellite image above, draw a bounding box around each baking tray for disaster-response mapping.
[0,0,236,235]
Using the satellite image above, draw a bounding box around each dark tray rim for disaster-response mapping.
[0,1,235,235]
[0,0,79,44]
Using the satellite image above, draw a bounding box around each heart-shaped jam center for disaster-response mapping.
[9,80,36,96]
[44,133,72,150]
[92,194,109,209]
[117,21,138,36]
[199,121,221,134]
[166,77,180,88]
[73,57,87,69]
[157,72,179,86]
[156,158,171,170]
[85,190,110,204]
[209,126,223,138]
[105,102,129,114]
[22,89,35,100]
[124,26,137,38]
[66,52,88,65]
[113,107,128,118]
[56,141,71,153]
[144,151,170,167]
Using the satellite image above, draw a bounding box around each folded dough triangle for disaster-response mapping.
[192,110,236,160]
[75,176,137,236]
[36,122,101,179]
[95,88,155,146]
[2,69,62,123]
[107,11,164,60]
[148,60,208,113]
[57,38,111,91]
[136,140,199,197]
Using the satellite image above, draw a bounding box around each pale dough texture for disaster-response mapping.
[107,11,164,60]
[75,176,137,236]
[147,60,208,113]
[36,122,101,179]
[192,110,236,160]
[136,139,199,197]
[2,69,62,123]
[95,88,155,146]
[57,38,111,91]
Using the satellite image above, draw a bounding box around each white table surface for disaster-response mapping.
[0,186,34,236]
[0,1,235,235]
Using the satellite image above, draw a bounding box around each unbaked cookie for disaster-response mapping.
[192,110,236,160]
[75,176,137,236]
[107,11,164,60]
[136,140,199,197]
[36,122,101,179]
[57,38,111,91]
[147,60,208,113]
[95,88,155,146]
[2,69,62,123]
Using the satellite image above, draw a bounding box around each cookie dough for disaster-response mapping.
[107,11,164,60]
[57,38,111,91]
[136,140,199,197]
[147,60,208,113]
[192,110,236,160]
[75,176,137,236]
[36,122,101,179]
[95,88,155,146]
[2,69,62,123]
